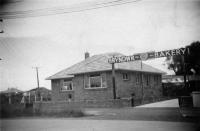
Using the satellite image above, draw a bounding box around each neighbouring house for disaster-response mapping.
[162,75,200,96]
[22,87,51,103]
[162,75,184,97]
[0,88,23,104]
[46,52,165,102]
[162,75,184,85]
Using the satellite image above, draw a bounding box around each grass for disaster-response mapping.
[34,108,85,117]
[0,104,85,118]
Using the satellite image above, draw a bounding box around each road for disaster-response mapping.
[1,99,199,131]
[0,118,197,131]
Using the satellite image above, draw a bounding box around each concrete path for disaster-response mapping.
[136,99,179,108]
[0,118,197,131]
[83,99,194,122]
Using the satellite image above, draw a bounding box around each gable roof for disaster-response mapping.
[46,53,165,80]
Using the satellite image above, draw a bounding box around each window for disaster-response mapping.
[154,75,159,85]
[146,75,150,86]
[89,74,102,88]
[122,73,129,80]
[136,74,140,84]
[61,80,73,91]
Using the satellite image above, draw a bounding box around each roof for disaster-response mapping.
[0,88,23,94]
[46,53,165,80]
[28,87,51,92]
[23,87,51,96]
[162,75,200,83]
[162,75,184,83]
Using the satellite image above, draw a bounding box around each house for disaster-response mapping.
[46,52,165,102]
[0,88,23,104]
[162,75,184,85]
[162,75,200,96]
[22,87,51,103]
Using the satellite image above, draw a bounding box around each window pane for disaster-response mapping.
[146,75,150,86]
[62,81,73,91]
[136,74,140,84]
[90,75,101,88]
[123,73,129,80]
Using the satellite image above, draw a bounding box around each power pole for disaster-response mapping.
[112,63,117,99]
[32,67,40,101]
[141,61,144,104]
[181,56,187,94]
[0,19,4,33]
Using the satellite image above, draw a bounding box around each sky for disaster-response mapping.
[0,0,200,91]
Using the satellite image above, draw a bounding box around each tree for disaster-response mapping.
[165,41,200,75]
[185,41,200,75]
[165,55,184,75]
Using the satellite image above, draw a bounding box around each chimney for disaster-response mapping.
[85,52,90,59]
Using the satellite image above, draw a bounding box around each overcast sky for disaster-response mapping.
[0,0,200,91]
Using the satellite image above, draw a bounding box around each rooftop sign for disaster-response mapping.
[108,48,186,64]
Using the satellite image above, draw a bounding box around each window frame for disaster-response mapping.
[61,80,73,92]
[87,74,103,89]
[146,74,150,86]
[154,75,159,85]
[122,73,129,81]
[136,73,140,85]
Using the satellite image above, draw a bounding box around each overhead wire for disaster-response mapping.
[0,0,143,68]
[0,0,142,19]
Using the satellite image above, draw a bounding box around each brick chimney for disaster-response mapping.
[85,52,90,59]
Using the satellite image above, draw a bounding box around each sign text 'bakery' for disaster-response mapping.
[108,48,187,64]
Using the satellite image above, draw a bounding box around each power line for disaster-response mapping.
[0,0,141,19]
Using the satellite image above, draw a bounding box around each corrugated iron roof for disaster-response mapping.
[46,53,165,80]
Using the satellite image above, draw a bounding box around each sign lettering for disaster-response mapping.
[108,48,187,64]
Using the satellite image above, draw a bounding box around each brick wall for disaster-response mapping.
[73,73,114,101]
[109,71,162,100]
[33,99,132,113]
[51,71,162,102]
[51,79,74,101]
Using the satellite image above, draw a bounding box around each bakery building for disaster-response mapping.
[46,52,165,102]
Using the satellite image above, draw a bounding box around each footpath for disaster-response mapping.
[135,98,179,108]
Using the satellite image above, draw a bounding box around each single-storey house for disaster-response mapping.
[46,52,165,102]
[22,87,52,103]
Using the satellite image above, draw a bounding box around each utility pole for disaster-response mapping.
[32,67,40,101]
[141,60,144,104]
[181,56,187,94]
[112,63,117,99]
[0,19,4,33]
